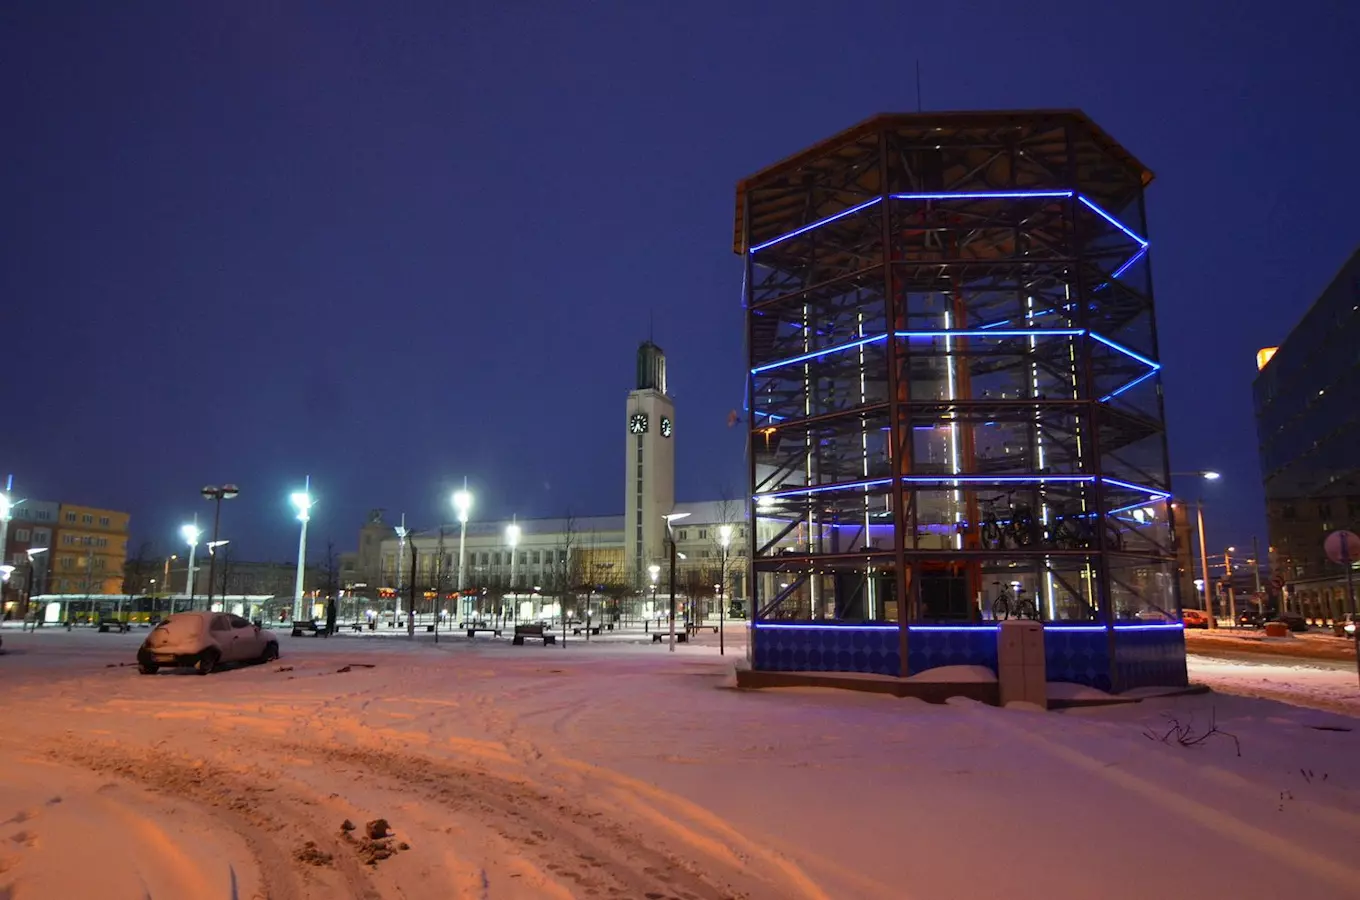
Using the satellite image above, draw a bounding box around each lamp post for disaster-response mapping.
[201,484,239,610]
[181,521,203,612]
[394,514,408,627]
[1224,546,1238,625]
[24,547,48,629]
[453,480,472,618]
[507,518,521,628]
[648,564,659,625]
[663,512,691,652]
[206,540,230,610]
[0,476,13,586]
[718,524,732,656]
[1174,470,1221,629]
[291,478,314,622]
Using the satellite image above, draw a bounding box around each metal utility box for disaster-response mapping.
[997,620,1047,708]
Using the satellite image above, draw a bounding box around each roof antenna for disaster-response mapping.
[915,60,923,112]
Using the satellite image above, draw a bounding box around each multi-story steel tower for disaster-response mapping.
[735,110,1185,691]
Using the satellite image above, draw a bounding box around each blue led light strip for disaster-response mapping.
[749,191,1148,256]
[1078,196,1149,247]
[1100,369,1158,403]
[890,190,1074,201]
[895,329,1085,339]
[751,622,1185,632]
[753,474,1170,502]
[1089,332,1160,371]
[748,196,883,254]
[750,333,888,375]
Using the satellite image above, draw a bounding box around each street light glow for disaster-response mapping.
[453,489,472,523]
[648,564,660,583]
[290,491,314,521]
[506,523,521,547]
[182,523,202,545]
[719,524,733,546]
[1202,471,1221,480]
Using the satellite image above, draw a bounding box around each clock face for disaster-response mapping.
[660,417,672,438]
[629,413,649,434]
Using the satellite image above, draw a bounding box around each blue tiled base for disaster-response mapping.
[1044,628,1113,691]
[751,624,1186,693]
[751,626,901,676]
[1115,627,1188,689]
[906,628,998,675]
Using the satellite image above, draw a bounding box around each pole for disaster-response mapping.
[719,545,727,656]
[395,514,407,627]
[206,497,223,610]
[407,542,418,638]
[23,561,34,629]
[668,532,678,652]
[1223,549,1237,626]
[457,478,469,598]
[293,476,310,621]
[1342,536,1359,687]
[1252,535,1264,616]
[185,541,197,612]
[1195,501,1216,629]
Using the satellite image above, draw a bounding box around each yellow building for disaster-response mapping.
[50,504,130,595]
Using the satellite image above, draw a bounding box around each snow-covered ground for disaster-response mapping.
[1,628,1358,899]
[1188,653,1360,716]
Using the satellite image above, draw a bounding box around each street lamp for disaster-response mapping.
[718,523,733,656]
[453,480,472,618]
[663,512,691,652]
[201,484,239,610]
[24,547,48,628]
[206,540,230,609]
[181,520,203,612]
[647,563,660,624]
[507,518,521,626]
[291,477,314,621]
[0,476,12,582]
[1173,471,1221,630]
[394,514,408,628]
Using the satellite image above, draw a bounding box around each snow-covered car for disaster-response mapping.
[137,611,279,675]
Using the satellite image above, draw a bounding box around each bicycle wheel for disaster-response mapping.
[1016,598,1039,620]
[991,596,1011,620]
[980,517,1003,550]
[1011,509,1038,548]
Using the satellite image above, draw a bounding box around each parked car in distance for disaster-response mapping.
[1181,609,1210,629]
[1270,613,1308,633]
[137,611,279,675]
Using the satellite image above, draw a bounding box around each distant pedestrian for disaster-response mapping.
[324,597,337,636]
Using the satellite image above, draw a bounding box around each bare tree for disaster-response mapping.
[551,511,580,642]
[322,540,341,633]
[121,541,155,598]
[711,484,744,615]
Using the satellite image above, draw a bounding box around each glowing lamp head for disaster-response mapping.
[0,493,10,521]
[291,491,313,522]
[0,565,14,583]
[181,523,202,546]
[1202,471,1221,481]
[718,524,733,547]
[506,523,521,547]
[648,564,660,584]
[453,489,472,523]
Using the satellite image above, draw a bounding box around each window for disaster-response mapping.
[36,509,50,520]
[14,528,29,542]
[99,516,110,527]
[34,529,49,543]
[81,514,93,525]
[229,615,251,628]
[678,530,688,541]
[698,529,708,540]
[480,552,489,566]
[531,551,541,564]
[210,615,232,632]
[65,512,76,523]
[61,557,73,570]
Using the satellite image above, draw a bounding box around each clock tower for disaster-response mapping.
[624,340,676,590]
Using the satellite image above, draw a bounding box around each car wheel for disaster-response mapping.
[259,642,279,664]
[195,648,220,675]
[138,661,159,675]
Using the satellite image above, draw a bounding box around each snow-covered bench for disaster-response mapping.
[512,624,556,646]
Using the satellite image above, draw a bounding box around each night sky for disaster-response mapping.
[3,2,1358,561]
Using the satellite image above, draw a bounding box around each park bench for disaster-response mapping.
[466,626,502,638]
[651,631,688,643]
[571,625,603,636]
[292,619,325,637]
[512,623,556,646]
